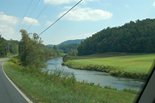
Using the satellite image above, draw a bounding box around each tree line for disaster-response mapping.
[78,19,155,55]
[19,29,58,68]
[0,35,18,57]
[0,29,58,68]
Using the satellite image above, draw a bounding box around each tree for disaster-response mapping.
[78,19,155,55]
[0,35,7,57]
[18,29,58,68]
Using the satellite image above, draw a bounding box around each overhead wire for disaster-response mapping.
[39,0,83,36]
[27,0,41,18]
[17,0,34,31]
[24,0,42,30]
[27,4,48,31]
[21,0,41,30]
[19,0,35,30]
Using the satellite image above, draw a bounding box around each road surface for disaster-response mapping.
[0,59,27,103]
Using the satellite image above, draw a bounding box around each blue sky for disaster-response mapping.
[0,0,155,44]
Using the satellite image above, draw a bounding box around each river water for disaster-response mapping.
[43,57,144,90]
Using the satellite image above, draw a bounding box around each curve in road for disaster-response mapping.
[0,60,30,103]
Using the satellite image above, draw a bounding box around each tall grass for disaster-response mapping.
[4,59,137,103]
[64,53,155,80]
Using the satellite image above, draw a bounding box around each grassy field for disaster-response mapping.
[3,59,137,103]
[64,53,155,80]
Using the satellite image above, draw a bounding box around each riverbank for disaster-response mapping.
[4,59,137,103]
[47,57,143,90]
[64,53,155,80]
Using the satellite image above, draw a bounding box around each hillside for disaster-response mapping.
[59,39,83,45]
[0,36,18,57]
[78,19,155,55]
[58,39,83,53]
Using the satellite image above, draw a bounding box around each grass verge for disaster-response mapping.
[64,53,155,80]
[3,59,137,103]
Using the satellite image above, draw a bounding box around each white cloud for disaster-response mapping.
[82,0,100,4]
[0,12,19,40]
[153,1,155,7]
[44,0,75,5]
[23,17,39,25]
[0,12,18,25]
[58,7,112,21]
[44,0,99,5]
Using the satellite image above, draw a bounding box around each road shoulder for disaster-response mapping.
[2,62,33,103]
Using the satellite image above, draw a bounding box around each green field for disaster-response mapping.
[64,53,155,79]
[3,60,137,103]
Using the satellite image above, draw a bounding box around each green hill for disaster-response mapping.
[78,19,155,55]
[58,39,83,53]
[59,39,83,45]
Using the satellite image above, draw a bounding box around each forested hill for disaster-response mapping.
[57,39,83,53]
[78,19,155,55]
[0,35,18,57]
[59,39,83,45]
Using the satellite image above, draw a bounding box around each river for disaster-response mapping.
[43,57,144,90]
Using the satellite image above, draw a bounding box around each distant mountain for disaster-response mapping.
[57,39,83,53]
[59,39,83,45]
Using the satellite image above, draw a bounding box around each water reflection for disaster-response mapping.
[43,57,144,90]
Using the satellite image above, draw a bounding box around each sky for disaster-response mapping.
[0,0,155,45]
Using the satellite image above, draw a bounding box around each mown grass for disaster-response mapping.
[64,53,155,80]
[3,59,137,103]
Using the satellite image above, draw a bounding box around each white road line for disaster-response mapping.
[1,63,33,103]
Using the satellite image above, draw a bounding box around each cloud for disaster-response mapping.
[153,1,155,7]
[82,0,100,4]
[0,12,18,25]
[44,0,75,5]
[58,7,112,21]
[44,0,99,5]
[23,17,39,25]
[0,12,19,40]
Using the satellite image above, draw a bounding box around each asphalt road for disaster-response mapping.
[0,60,27,103]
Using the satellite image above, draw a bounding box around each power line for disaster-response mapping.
[27,0,41,18]
[27,5,48,31]
[24,0,42,29]
[17,0,34,30]
[39,0,83,36]
[21,0,41,30]
[19,0,35,29]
